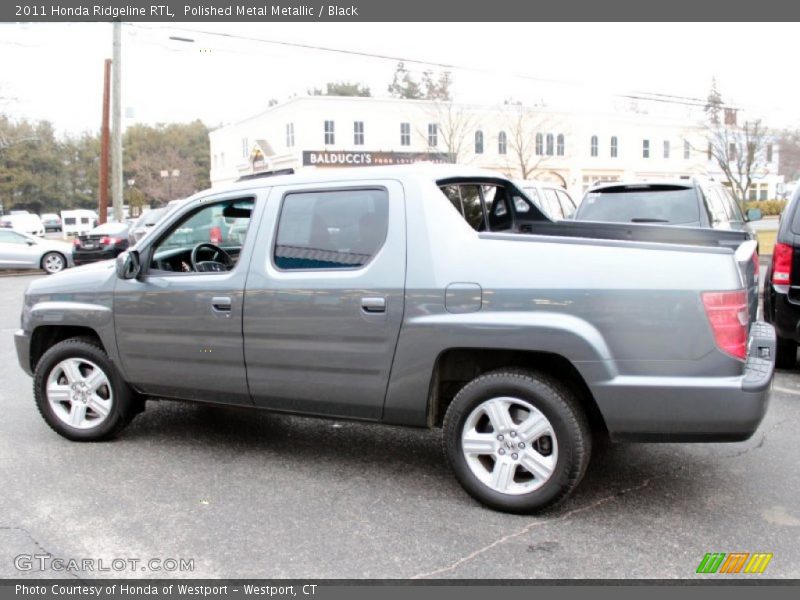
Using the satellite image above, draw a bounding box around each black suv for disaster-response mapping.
[764,186,800,367]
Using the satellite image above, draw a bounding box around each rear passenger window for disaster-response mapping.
[720,187,744,222]
[460,185,485,231]
[274,189,389,270]
[483,185,512,231]
[703,188,728,224]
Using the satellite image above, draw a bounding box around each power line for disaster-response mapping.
[127,23,731,113]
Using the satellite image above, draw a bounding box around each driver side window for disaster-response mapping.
[149,197,254,273]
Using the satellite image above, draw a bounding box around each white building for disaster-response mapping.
[209,96,783,201]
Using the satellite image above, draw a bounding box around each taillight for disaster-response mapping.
[772,242,792,285]
[210,226,222,244]
[702,290,748,360]
[100,236,119,245]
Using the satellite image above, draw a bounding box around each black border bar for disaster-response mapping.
[3,1,800,22]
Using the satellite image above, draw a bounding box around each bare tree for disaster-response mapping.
[420,101,479,164]
[501,103,555,180]
[707,119,771,203]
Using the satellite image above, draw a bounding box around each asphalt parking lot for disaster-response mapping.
[0,273,798,580]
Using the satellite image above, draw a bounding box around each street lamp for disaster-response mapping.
[160,169,180,204]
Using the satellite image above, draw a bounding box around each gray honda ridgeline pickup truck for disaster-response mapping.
[15,165,775,513]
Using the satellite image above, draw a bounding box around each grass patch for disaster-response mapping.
[757,230,777,256]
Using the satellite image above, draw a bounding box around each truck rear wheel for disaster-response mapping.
[443,369,591,513]
[33,337,139,441]
[775,335,797,370]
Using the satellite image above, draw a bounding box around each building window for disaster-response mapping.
[353,121,364,146]
[546,133,554,156]
[535,133,543,156]
[684,139,690,159]
[729,142,737,160]
[556,134,565,156]
[610,136,618,158]
[428,123,438,147]
[767,144,774,163]
[642,139,650,158]
[286,123,295,147]
[241,138,249,158]
[590,135,598,157]
[474,130,484,154]
[663,140,670,159]
[498,131,507,154]
[400,122,411,146]
[324,120,335,145]
[707,142,713,160]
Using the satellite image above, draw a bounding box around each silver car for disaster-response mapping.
[0,229,73,273]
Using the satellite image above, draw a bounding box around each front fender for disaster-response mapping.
[24,300,125,377]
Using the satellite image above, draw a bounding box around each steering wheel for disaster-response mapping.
[190,243,234,272]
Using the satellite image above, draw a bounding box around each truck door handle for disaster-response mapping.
[361,297,386,313]
[211,296,232,313]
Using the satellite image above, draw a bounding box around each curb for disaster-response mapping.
[0,270,42,278]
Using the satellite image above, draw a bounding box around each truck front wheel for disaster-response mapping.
[33,338,140,441]
[443,369,591,513]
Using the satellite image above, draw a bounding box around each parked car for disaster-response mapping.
[573,179,761,323]
[515,180,577,220]
[72,222,130,266]
[0,212,45,237]
[15,165,774,514]
[575,179,761,231]
[0,228,73,273]
[41,213,62,233]
[763,185,800,368]
[128,208,167,245]
[60,209,98,237]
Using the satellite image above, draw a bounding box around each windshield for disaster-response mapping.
[576,187,700,225]
[136,208,165,227]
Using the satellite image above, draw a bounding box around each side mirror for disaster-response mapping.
[26,240,36,246]
[116,250,141,280]
[746,208,763,222]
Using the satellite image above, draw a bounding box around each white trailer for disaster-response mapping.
[60,209,97,236]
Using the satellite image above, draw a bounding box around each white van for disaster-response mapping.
[60,209,98,237]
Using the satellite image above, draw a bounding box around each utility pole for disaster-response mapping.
[98,58,111,225]
[111,21,123,222]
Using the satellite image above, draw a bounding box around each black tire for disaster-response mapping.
[40,251,66,274]
[775,335,797,370]
[442,369,591,513]
[33,337,139,441]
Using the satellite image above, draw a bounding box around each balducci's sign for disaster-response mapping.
[302,151,453,167]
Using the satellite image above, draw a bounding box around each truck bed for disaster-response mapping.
[516,219,750,251]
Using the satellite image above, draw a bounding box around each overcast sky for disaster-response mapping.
[0,22,795,135]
